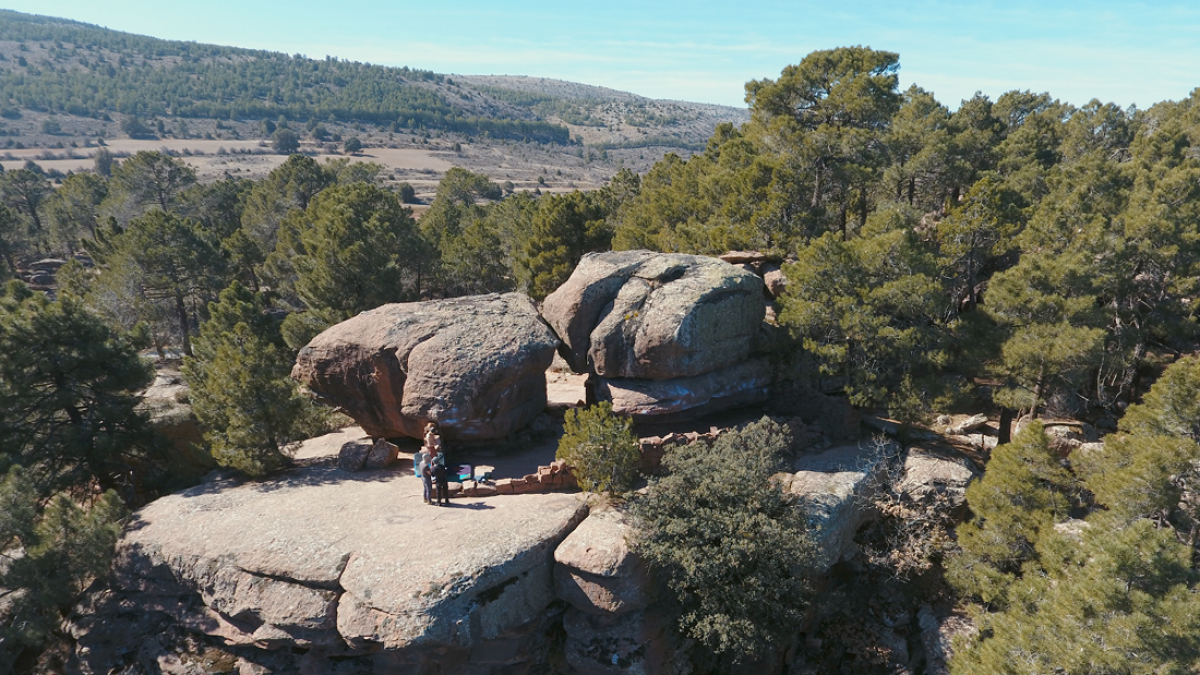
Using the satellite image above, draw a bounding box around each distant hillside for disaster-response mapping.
[457,75,749,150]
[0,10,746,151]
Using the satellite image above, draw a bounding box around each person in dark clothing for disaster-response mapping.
[431,447,449,505]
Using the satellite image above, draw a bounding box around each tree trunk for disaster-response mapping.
[858,184,868,232]
[998,408,1013,445]
[175,291,192,357]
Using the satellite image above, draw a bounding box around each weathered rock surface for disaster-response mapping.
[598,358,772,420]
[75,457,589,673]
[292,293,559,441]
[138,367,203,453]
[898,446,978,507]
[946,413,989,436]
[563,608,675,675]
[337,438,373,472]
[554,508,652,616]
[776,440,901,570]
[542,251,766,379]
[763,266,787,299]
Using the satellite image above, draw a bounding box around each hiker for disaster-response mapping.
[431,445,449,505]
[415,445,432,504]
[419,422,441,505]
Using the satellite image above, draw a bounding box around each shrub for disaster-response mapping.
[629,418,814,667]
[556,402,639,494]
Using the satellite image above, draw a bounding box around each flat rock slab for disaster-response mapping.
[113,461,589,655]
[292,293,559,441]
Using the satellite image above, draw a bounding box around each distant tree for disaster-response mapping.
[556,402,639,494]
[105,211,226,356]
[0,205,21,276]
[40,116,62,135]
[397,181,417,203]
[343,136,363,154]
[281,182,426,348]
[0,168,51,233]
[120,115,154,139]
[630,418,813,668]
[44,172,109,250]
[92,147,115,177]
[108,150,197,215]
[272,127,300,155]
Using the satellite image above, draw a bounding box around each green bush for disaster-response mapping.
[629,418,813,667]
[556,402,639,494]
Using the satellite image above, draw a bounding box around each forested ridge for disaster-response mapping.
[4,40,1200,674]
[0,10,569,142]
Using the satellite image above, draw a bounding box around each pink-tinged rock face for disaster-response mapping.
[292,293,560,441]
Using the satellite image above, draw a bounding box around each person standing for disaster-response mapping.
[419,422,441,505]
[415,445,432,504]
[431,446,449,506]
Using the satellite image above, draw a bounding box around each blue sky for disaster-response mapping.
[3,1,1197,110]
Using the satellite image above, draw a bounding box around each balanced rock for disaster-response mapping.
[542,251,765,379]
[292,293,559,441]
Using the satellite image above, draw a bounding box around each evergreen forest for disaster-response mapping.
[4,18,1200,673]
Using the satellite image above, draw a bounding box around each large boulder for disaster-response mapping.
[598,358,771,420]
[775,440,901,570]
[292,293,559,441]
[554,508,652,616]
[74,451,589,673]
[898,446,978,507]
[542,251,766,379]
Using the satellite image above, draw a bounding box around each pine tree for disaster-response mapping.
[0,280,163,498]
[281,182,426,348]
[183,282,331,477]
[946,421,1073,606]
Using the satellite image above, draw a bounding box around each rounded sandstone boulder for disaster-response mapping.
[292,293,560,441]
[541,251,766,380]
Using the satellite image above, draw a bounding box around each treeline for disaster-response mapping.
[605,47,1200,426]
[0,10,570,143]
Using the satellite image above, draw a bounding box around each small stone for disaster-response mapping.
[364,439,398,469]
[337,440,372,472]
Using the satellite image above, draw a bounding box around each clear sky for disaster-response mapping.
[2,1,1197,111]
